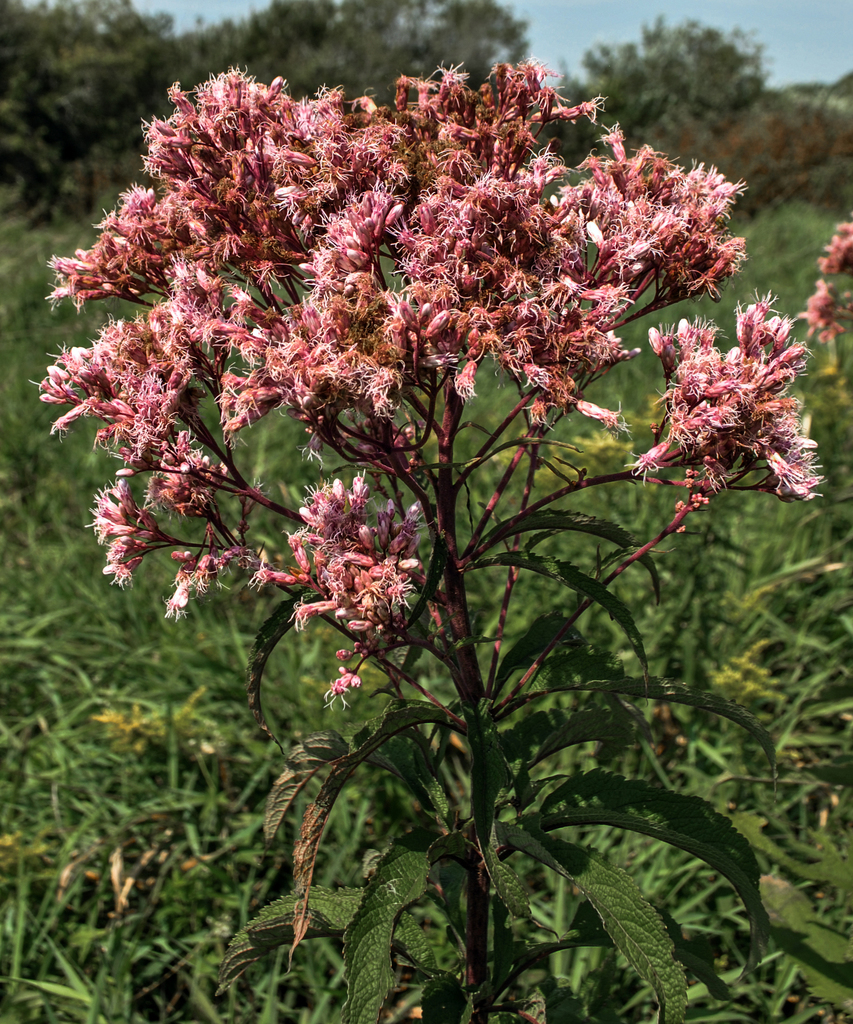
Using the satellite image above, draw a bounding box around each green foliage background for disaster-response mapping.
[2,3,853,1021]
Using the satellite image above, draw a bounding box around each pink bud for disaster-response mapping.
[586,221,605,247]
[425,310,452,338]
[419,205,436,234]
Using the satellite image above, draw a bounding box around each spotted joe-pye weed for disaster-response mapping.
[42,62,819,1023]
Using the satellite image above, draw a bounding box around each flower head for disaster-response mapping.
[635,299,820,499]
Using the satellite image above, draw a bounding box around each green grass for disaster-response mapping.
[3,201,853,1022]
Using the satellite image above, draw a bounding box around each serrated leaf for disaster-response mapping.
[806,754,853,788]
[245,596,301,744]
[761,874,853,1010]
[463,700,508,834]
[495,611,585,691]
[482,509,634,551]
[532,707,636,766]
[579,950,617,1017]
[263,759,317,849]
[264,731,350,846]
[437,859,468,942]
[341,830,434,1024]
[422,973,471,1024]
[492,896,514,991]
[497,920,613,996]
[497,822,687,1024]
[473,552,647,678]
[428,830,472,862]
[463,701,529,917]
[527,663,776,774]
[516,990,548,1023]
[393,910,438,973]
[367,733,450,824]
[539,768,768,974]
[500,707,635,811]
[407,532,447,626]
[290,701,453,959]
[658,907,730,1001]
[479,509,660,602]
[217,886,362,992]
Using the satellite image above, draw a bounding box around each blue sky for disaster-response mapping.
[137,0,853,87]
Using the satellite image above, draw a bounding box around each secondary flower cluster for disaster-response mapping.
[803,214,853,342]
[255,477,422,635]
[635,299,819,499]
[92,478,251,616]
[251,477,422,702]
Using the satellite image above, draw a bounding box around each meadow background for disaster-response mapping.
[3,1,853,1020]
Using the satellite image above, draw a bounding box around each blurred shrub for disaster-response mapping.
[0,0,180,217]
[557,18,853,216]
[668,94,853,214]
[0,0,527,219]
[181,0,528,104]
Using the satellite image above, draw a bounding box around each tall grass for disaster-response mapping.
[2,202,853,1022]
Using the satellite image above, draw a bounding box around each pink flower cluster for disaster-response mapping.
[44,64,746,453]
[803,216,853,342]
[40,62,811,625]
[252,477,422,703]
[255,477,422,636]
[92,478,250,616]
[635,299,819,500]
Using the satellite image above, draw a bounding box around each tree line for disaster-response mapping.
[2,0,851,219]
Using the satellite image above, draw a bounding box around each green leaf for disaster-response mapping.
[217,886,362,993]
[264,731,349,846]
[290,701,453,958]
[533,707,636,767]
[495,611,584,690]
[463,700,507,836]
[529,663,776,774]
[428,830,473,862]
[463,700,529,917]
[539,769,768,974]
[500,706,636,811]
[480,509,660,602]
[481,509,634,551]
[492,896,514,991]
[367,732,451,825]
[515,990,548,1023]
[341,830,434,1024]
[538,979,588,1024]
[407,532,447,627]
[473,552,647,678]
[245,596,301,745]
[658,907,731,1001]
[437,859,468,942]
[579,950,617,1017]
[805,754,853,788]
[497,822,688,1024]
[761,874,853,1010]
[422,973,471,1024]
[496,907,613,996]
[393,910,438,973]
[0,979,109,1023]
